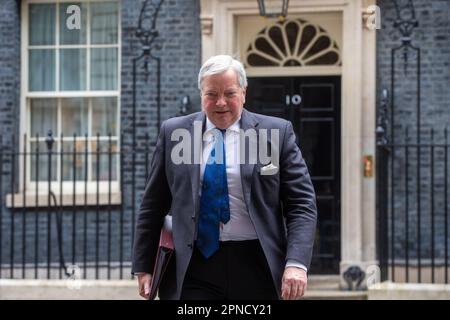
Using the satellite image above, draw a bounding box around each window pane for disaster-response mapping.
[31,141,58,182]
[61,98,88,136]
[60,2,87,45]
[90,2,119,44]
[90,48,117,90]
[92,97,117,136]
[29,4,55,45]
[29,49,55,91]
[62,140,88,181]
[60,49,87,91]
[30,99,57,138]
[91,141,118,181]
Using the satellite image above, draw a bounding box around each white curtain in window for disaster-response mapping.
[89,2,119,90]
[92,97,117,136]
[30,99,57,137]
[29,4,56,91]
[29,4,55,45]
[90,48,118,90]
[90,2,118,44]
[60,49,87,91]
[30,98,58,182]
[29,50,55,91]
[61,98,89,136]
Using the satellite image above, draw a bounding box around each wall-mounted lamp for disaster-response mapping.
[257,0,290,19]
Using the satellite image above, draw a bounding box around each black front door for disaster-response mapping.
[246,76,341,274]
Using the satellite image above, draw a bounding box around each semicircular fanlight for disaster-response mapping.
[245,19,341,67]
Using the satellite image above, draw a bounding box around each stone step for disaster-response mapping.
[302,275,367,299]
[307,275,341,290]
[303,290,367,300]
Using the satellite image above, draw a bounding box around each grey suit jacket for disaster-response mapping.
[132,109,317,299]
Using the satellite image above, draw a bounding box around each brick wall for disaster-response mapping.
[0,0,20,143]
[119,0,201,269]
[377,0,450,262]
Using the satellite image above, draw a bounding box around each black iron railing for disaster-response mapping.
[377,122,449,284]
[0,131,155,280]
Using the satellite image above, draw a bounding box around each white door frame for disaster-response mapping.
[200,0,377,288]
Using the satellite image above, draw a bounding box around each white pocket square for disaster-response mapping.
[260,163,278,175]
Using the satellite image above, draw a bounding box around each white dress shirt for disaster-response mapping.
[201,117,258,241]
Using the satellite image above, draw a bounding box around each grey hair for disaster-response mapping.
[198,55,247,90]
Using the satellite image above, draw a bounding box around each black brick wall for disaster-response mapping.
[377,0,450,261]
[0,0,20,142]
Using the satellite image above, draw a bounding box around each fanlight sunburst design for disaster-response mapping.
[246,19,341,67]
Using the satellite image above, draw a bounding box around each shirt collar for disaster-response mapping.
[205,115,241,134]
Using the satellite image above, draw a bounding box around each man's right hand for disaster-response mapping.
[137,273,152,299]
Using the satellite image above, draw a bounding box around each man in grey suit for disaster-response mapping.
[132,55,317,300]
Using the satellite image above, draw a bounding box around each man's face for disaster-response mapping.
[201,68,246,130]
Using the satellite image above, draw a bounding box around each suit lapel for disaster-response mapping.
[240,109,259,211]
[188,112,205,218]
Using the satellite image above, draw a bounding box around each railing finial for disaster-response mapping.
[45,130,54,151]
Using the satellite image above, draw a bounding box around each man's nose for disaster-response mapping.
[216,95,226,107]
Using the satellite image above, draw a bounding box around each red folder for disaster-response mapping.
[148,216,174,300]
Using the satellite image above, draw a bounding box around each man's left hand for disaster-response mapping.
[281,267,307,300]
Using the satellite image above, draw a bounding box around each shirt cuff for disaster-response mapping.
[285,260,307,273]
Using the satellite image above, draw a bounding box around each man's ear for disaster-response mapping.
[242,87,247,103]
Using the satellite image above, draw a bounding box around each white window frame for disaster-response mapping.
[19,0,122,198]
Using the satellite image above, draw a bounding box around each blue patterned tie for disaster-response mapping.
[197,128,230,258]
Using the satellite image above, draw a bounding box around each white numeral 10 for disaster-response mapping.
[286,94,302,106]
